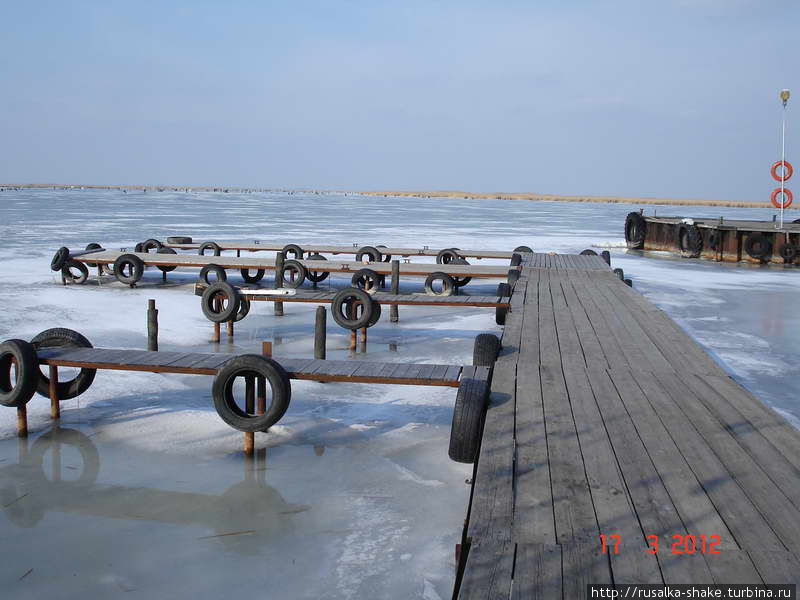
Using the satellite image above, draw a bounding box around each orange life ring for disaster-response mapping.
[771,160,793,182]
[771,187,793,209]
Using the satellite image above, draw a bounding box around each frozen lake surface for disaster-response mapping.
[1,189,798,598]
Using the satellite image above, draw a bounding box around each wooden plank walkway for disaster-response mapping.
[193,283,511,308]
[73,250,518,278]
[36,347,488,387]
[162,240,516,259]
[457,253,800,596]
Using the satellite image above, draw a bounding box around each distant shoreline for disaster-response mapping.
[1,183,793,210]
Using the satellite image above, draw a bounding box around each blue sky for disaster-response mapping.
[1,1,797,201]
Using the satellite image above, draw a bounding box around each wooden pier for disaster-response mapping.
[69,250,519,280]
[162,240,516,260]
[456,251,800,594]
[626,212,800,264]
[193,283,511,308]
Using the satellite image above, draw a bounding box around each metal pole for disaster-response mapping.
[780,102,787,229]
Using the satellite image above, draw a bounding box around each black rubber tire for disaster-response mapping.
[212,355,291,432]
[114,254,145,285]
[448,378,489,463]
[84,243,103,267]
[580,249,598,256]
[625,212,647,249]
[473,333,501,367]
[134,242,144,253]
[508,270,520,286]
[198,241,222,256]
[156,246,178,272]
[331,288,374,330]
[61,260,89,284]
[305,253,329,283]
[436,248,461,264]
[29,428,100,485]
[355,246,382,263]
[240,267,265,283]
[624,279,633,287]
[142,238,162,253]
[281,260,307,288]
[351,268,380,292]
[678,225,703,258]
[450,257,472,287]
[794,219,800,224]
[376,245,392,262]
[778,243,797,263]
[744,233,772,260]
[510,253,522,266]
[496,283,511,325]
[613,268,624,281]
[514,245,533,254]
[233,297,251,322]
[166,236,192,244]
[201,281,241,323]
[601,250,611,265]
[367,301,382,327]
[424,272,455,296]
[281,244,303,260]
[30,328,96,400]
[199,264,227,285]
[0,339,39,407]
[51,247,70,271]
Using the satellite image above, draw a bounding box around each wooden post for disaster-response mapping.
[360,325,367,350]
[17,405,27,438]
[162,271,167,282]
[314,306,326,359]
[274,251,284,316]
[147,299,158,351]
[226,319,234,342]
[244,375,255,457]
[49,365,60,419]
[212,297,221,343]
[262,341,272,357]
[348,300,358,350]
[390,259,400,323]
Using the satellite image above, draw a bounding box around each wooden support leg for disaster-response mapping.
[314,306,326,360]
[390,259,400,322]
[227,319,234,342]
[212,297,221,343]
[244,375,255,457]
[350,329,357,351]
[49,365,60,419]
[17,405,28,438]
[162,271,167,282]
[360,326,367,351]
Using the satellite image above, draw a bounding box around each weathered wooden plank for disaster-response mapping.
[748,550,800,585]
[455,540,514,599]
[562,542,612,599]
[511,544,562,600]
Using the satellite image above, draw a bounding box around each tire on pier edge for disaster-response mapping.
[166,236,192,244]
[331,288,374,330]
[201,281,241,323]
[580,249,598,256]
[240,268,265,283]
[305,254,329,283]
[51,247,70,272]
[496,282,511,325]
[450,257,472,288]
[677,224,703,258]
[351,268,380,292]
[212,355,291,432]
[436,248,461,265]
[84,243,103,267]
[0,339,39,407]
[624,212,647,249]
[113,254,145,285]
[513,245,533,254]
[424,272,455,296]
[473,333,501,367]
[280,260,307,288]
[200,264,228,285]
[448,378,490,463]
[61,260,89,284]
[744,233,772,261]
[778,243,797,263]
[156,246,178,272]
[356,246,382,263]
[198,241,222,256]
[30,328,96,400]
